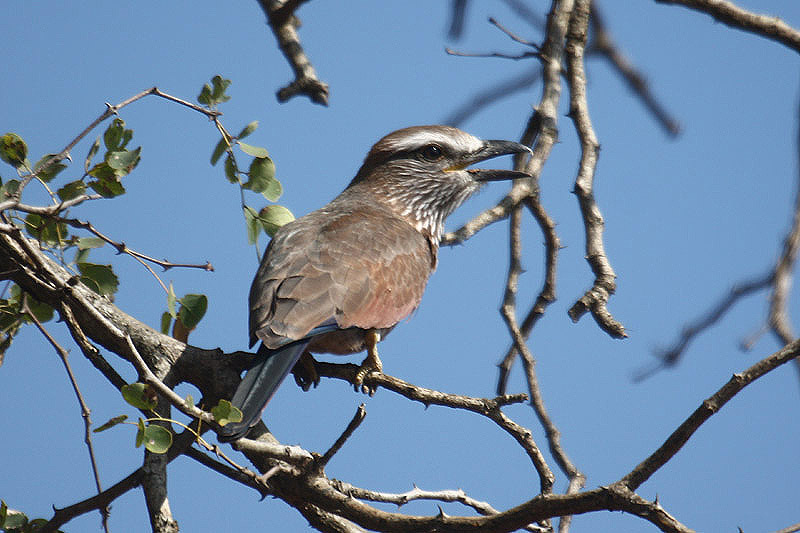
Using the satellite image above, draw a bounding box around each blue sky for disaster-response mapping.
[2,1,799,532]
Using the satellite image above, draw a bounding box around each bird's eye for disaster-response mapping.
[419,144,443,161]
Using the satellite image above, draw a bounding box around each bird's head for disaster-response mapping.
[348,125,531,240]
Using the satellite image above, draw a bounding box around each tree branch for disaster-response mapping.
[654,0,800,54]
[564,0,626,339]
[256,0,329,105]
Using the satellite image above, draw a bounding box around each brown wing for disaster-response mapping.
[249,200,435,350]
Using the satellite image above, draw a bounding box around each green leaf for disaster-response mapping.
[238,142,269,158]
[122,383,158,410]
[160,311,172,335]
[261,177,282,203]
[77,262,119,297]
[210,138,228,166]
[85,137,101,173]
[210,75,232,103]
[237,121,258,139]
[56,180,87,202]
[0,133,27,168]
[87,161,116,180]
[184,394,195,409]
[198,75,232,107]
[135,418,146,447]
[141,423,172,454]
[223,155,238,183]
[0,179,20,199]
[211,399,243,427]
[103,118,125,151]
[22,294,54,324]
[166,282,177,319]
[243,205,260,245]
[1,506,28,530]
[24,213,67,245]
[88,175,126,198]
[76,237,105,250]
[258,205,295,237]
[106,147,141,175]
[33,153,67,182]
[73,247,90,265]
[120,129,133,150]
[93,414,128,433]
[176,293,208,331]
[244,157,277,195]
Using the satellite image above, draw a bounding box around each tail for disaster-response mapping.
[217,340,309,442]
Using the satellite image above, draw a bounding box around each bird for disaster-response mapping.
[217,125,531,441]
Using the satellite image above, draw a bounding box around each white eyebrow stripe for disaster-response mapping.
[383,131,484,153]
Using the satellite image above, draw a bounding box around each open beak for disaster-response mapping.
[463,140,532,182]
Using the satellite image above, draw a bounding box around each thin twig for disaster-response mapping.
[317,404,367,469]
[311,360,553,493]
[21,297,110,532]
[588,3,680,136]
[637,272,774,381]
[500,0,547,29]
[445,47,540,61]
[35,87,220,175]
[444,69,540,127]
[61,216,214,272]
[768,94,800,347]
[496,135,560,396]
[489,17,541,48]
[622,337,800,491]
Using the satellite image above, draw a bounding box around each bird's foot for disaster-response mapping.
[292,351,320,392]
[353,330,383,395]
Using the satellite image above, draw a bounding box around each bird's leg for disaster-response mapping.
[353,329,382,395]
[291,350,320,392]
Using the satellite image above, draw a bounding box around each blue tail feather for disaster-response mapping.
[217,320,343,442]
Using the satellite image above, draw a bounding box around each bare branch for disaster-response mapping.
[332,481,547,532]
[622,337,800,491]
[257,0,329,105]
[447,0,469,39]
[500,0,547,29]
[588,3,680,136]
[21,298,110,532]
[565,0,626,339]
[317,404,367,469]
[445,47,539,61]
[496,134,560,396]
[61,216,214,272]
[444,69,540,127]
[34,87,220,175]
[655,0,800,54]
[772,522,800,533]
[637,272,773,381]
[768,94,800,347]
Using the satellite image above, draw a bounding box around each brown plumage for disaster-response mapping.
[218,125,531,441]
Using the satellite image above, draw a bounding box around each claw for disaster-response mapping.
[291,351,320,391]
[353,330,382,395]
